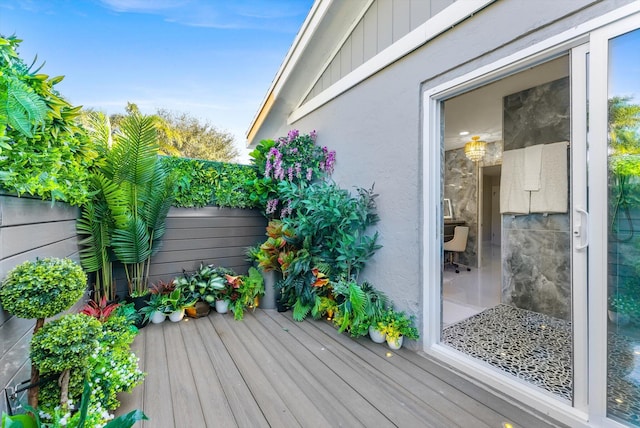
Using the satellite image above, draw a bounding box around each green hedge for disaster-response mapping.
[161,156,258,209]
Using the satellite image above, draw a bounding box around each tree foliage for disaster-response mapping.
[110,103,239,162]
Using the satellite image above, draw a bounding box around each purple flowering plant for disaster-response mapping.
[249,130,336,218]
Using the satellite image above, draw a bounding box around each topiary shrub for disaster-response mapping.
[0,257,87,407]
[0,257,86,320]
[37,314,144,412]
[31,313,101,408]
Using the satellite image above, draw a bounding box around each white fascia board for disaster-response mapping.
[245,0,332,141]
[287,0,495,125]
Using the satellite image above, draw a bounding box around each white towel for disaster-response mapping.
[530,141,568,213]
[523,144,543,191]
[500,148,529,214]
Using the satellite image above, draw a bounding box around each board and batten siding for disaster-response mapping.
[146,206,268,285]
[0,195,80,415]
[303,0,454,104]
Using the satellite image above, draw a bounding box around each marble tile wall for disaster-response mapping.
[444,148,478,267]
[502,214,571,320]
[444,141,501,268]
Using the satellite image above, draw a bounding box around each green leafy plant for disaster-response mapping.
[377,309,420,347]
[160,156,257,208]
[37,314,143,415]
[228,267,264,320]
[332,280,367,336]
[11,379,148,428]
[30,314,102,409]
[139,292,171,321]
[174,263,228,305]
[164,288,197,313]
[0,258,86,320]
[0,34,99,205]
[0,257,87,407]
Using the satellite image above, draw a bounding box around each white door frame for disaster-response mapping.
[588,14,640,427]
[421,4,640,427]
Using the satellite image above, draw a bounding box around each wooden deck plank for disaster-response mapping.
[208,313,300,427]
[354,332,516,427]
[255,310,393,427]
[195,316,269,428]
[118,310,566,428]
[163,321,207,427]
[265,310,436,427]
[178,319,236,427]
[140,323,174,428]
[406,349,565,428]
[229,312,339,428]
[252,310,384,428]
[309,314,495,428]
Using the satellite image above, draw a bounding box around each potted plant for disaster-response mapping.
[175,263,228,317]
[165,288,197,322]
[377,308,420,350]
[0,257,86,408]
[139,292,170,324]
[361,282,389,343]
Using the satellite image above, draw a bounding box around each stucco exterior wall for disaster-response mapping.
[261,0,634,347]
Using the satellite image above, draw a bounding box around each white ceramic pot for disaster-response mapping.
[169,309,185,322]
[215,299,229,314]
[150,311,167,324]
[368,326,386,343]
[386,335,403,350]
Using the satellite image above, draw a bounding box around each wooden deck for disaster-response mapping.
[117,309,566,428]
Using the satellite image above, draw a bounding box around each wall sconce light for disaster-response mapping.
[464,135,486,162]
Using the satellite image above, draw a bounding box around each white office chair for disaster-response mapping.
[444,226,470,273]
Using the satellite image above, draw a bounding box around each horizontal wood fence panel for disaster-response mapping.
[156,235,260,253]
[0,195,78,227]
[149,256,251,280]
[0,220,78,259]
[165,216,265,230]
[163,226,266,241]
[0,239,79,281]
[0,317,33,359]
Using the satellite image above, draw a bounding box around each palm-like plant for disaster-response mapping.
[77,112,176,299]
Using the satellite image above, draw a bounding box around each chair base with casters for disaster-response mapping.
[443,226,471,274]
[444,251,471,273]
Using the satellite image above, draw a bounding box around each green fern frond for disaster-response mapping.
[3,78,48,137]
[292,300,312,321]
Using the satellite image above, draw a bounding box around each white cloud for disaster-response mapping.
[96,0,309,31]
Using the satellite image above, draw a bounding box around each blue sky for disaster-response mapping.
[0,0,314,161]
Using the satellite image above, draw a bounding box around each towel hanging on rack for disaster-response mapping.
[500,148,529,214]
[530,141,569,213]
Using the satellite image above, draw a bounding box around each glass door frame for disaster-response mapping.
[422,44,589,425]
[588,14,640,427]
[421,5,640,426]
